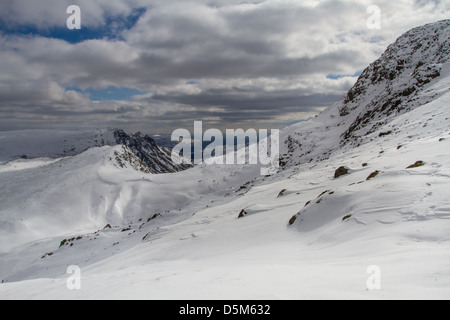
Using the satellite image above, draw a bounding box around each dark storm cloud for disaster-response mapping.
[132,49,365,82]
[151,88,340,112]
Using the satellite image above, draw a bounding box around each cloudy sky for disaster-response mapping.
[0,0,448,134]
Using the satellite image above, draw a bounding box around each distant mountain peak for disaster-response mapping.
[0,128,191,174]
[112,129,192,174]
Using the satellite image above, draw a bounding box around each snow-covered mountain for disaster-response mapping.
[0,20,449,300]
[279,20,450,168]
[0,128,190,174]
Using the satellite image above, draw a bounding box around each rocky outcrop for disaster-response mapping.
[278,20,450,170]
[113,129,192,174]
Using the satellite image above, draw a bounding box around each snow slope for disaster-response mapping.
[0,144,258,253]
[0,20,449,300]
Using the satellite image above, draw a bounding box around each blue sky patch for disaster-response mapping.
[327,71,362,80]
[0,7,146,44]
[71,86,145,101]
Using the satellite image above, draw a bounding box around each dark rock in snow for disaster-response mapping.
[238,209,247,219]
[288,215,297,226]
[406,161,425,169]
[366,170,380,181]
[334,167,350,179]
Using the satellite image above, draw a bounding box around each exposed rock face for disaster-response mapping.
[279,20,450,170]
[113,145,152,174]
[340,20,449,143]
[113,129,192,174]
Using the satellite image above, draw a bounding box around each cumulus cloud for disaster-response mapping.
[0,0,449,133]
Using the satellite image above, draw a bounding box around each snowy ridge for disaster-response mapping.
[279,19,450,169]
[0,128,189,174]
[0,20,450,299]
